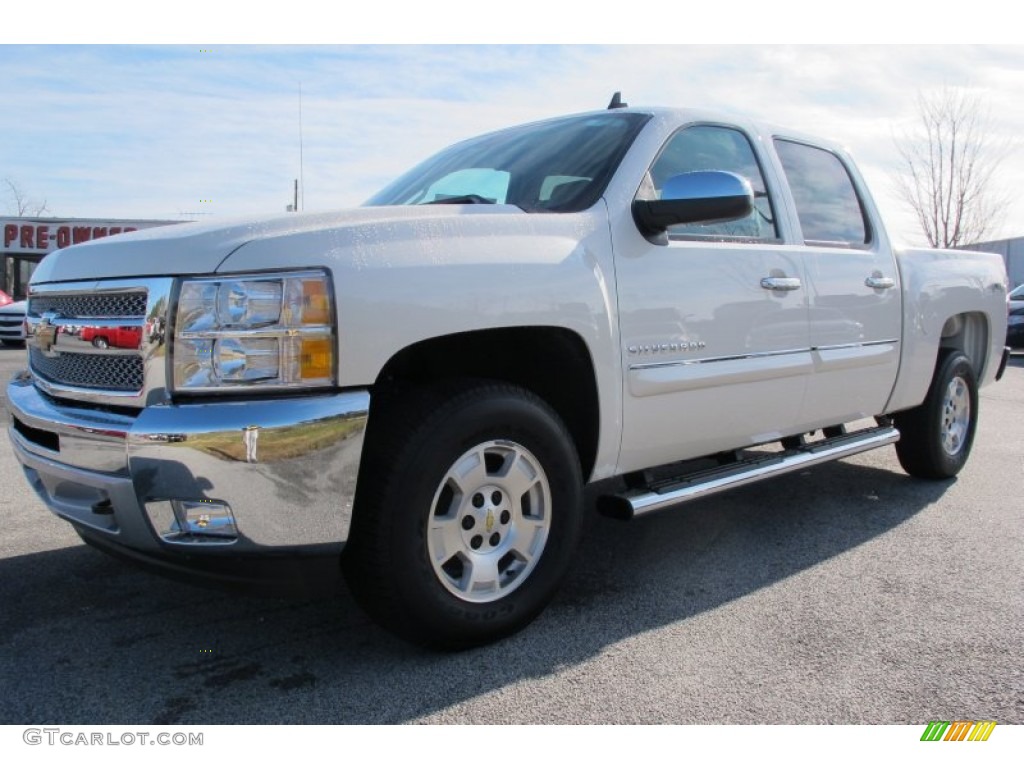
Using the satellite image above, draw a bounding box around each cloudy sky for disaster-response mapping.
[2,24,1022,247]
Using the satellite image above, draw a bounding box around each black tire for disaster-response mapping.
[92,337,109,349]
[894,349,979,479]
[342,381,584,650]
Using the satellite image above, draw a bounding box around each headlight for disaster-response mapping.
[172,270,335,391]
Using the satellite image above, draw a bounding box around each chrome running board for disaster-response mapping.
[598,425,900,520]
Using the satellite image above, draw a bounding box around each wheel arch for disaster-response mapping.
[370,326,601,481]
[938,311,989,379]
[887,310,991,415]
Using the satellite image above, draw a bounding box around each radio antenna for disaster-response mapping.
[299,81,305,211]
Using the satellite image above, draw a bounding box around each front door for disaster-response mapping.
[613,124,812,472]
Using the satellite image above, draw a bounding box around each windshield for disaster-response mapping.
[365,112,650,213]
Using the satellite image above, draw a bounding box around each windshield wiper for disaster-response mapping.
[423,194,496,205]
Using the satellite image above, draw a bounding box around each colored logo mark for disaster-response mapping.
[920,720,996,741]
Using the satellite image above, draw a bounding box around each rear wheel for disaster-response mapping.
[343,381,583,650]
[894,349,979,479]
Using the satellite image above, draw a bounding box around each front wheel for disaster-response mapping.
[342,381,583,650]
[894,349,979,479]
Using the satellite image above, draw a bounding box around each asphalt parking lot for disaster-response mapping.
[0,346,1021,725]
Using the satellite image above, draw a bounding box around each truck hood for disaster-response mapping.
[29,205,522,284]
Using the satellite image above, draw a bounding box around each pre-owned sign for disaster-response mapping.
[2,218,178,255]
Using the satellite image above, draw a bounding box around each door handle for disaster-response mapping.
[761,276,802,291]
[865,275,896,290]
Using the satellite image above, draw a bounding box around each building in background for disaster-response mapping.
[1,217,182,299]
[962,236,1024,289]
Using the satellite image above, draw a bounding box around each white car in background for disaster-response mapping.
[0,292,26,347]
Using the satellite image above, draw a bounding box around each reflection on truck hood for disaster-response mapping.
[30,205,522,284]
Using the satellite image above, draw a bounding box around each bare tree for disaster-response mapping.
[893,88,1010,248]
[3,178,49,217]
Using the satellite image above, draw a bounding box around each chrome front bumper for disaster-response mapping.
[7,371,369,559]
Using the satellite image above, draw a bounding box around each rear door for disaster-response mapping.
[771,138,901,425]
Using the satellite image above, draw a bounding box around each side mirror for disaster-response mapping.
[632,171,754,241]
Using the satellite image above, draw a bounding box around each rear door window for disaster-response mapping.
[774,139,870,247]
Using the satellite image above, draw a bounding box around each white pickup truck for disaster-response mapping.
[7,101,1010,649]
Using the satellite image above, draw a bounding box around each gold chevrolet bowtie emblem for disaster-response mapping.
[35,319,57,354]
[485,510,495,532]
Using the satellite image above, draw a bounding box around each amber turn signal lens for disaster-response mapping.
[302,280,331,325]
[300,337,333,380]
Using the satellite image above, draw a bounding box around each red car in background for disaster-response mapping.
[81,325,142,349]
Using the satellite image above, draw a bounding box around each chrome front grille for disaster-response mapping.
[26,278,174,408]
[29,292,147,318]
[29,348,144,391]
